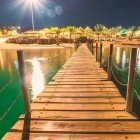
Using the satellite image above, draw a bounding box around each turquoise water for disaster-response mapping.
[0,46,74,139]
[102,46,140,116]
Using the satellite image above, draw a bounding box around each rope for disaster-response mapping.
[112,58,129,72]
[0,72,19,94]
[111,69,128,86]
[102,59,108,67]
[135,68,140,78]
[133,89,140,100]
[0,92,21,121]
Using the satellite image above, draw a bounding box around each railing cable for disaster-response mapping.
[111,69,128,86]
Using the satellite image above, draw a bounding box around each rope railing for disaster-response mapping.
[133,89,140,100]
[0,72,19,94]
[102,58,108,67]
[112,58,129,72]
[0,92,21,121]
[95,43,139,112]
[111,69,128,86]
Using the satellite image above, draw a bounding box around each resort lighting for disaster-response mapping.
[26,0,40,31]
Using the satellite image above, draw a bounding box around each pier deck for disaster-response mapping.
[3,45,140,140]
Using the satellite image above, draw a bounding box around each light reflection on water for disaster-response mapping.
[0,46,74,139]
[26,57,45,100]
[136,49,140,72]
[121,50,126,69]
[103,46,140,116]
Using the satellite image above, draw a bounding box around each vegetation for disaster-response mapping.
[3,25,140,44]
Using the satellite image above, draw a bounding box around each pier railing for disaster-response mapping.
[87,40,140,114]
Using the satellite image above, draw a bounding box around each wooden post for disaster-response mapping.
[17,50,31,114]
[91,40,94,55]
[100,43,103,68]
[126,48,137,112]
[107,44,113,80]
[96,43,98,61]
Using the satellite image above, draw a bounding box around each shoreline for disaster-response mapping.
[0,43,74,50]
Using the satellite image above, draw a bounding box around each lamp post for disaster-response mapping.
[25,0,42,31]
[30,1,35,31]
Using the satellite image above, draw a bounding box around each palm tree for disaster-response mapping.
[66,26,76,43]
[128,26,140,40]
[50,27,61,45]
[94,24,106,41]
[84,26,93,39]
[102,27,110,41]
[1,28,9,37]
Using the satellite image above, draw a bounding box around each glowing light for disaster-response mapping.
[115,47,121,64]
[26,57,45,100]
[24,0,46,31]
[121,51,126,69]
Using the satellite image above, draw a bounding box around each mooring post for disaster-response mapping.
[91,40,94,55]
[96,43,98,61]
[100,43,103,68]
[107,44,113,80]
[17,50,31,114]
[126,48,137,113]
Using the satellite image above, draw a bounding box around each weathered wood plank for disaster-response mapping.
[31,103,125,111]
[34,97,126,103]
[30,111,135,120]
[4,133,140,140]
[3,44,137,140]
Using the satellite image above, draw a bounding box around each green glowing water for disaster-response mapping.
[102,46,140,116]
[0,46,74,139]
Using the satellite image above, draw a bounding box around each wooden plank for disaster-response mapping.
[30,111,135,120]
[34,97,126,103]
[43,88,118,92]
[4,133,140,140]
[3,44,138,140]
[39,92,121,97]
[31,103,125,111]
[10,121,140,133]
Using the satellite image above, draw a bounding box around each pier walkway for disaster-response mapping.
[4,45,140,140]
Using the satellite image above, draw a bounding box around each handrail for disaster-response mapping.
[111,69,128,86]
[0,92,21,121]
[93,42,138,113]
[112,58,129,72]
[0,72,19,94]
[102,59,108,67]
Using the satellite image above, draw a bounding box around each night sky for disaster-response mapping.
[0,0,140,28]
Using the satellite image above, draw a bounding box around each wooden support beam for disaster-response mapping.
[107,44,113,81]
[100,43,103,68]
[126,48,137,113]
[96,43,98,61]
[17,50,31,114]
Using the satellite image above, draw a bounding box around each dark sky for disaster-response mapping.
[0,0,140,28]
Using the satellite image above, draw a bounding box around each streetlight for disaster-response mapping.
[30,0,35,31]
[27,0,39,31]
[25,0,45,31]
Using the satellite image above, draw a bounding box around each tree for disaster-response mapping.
[66,26,76,43]
[94,24,106,41]
[128,26,140,40]
[84,26,93,39]
[50,27,61,45]
[1,28,9,37]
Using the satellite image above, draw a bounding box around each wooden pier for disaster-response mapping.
[3,44,140,140]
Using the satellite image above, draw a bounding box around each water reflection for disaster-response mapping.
[115,47,121,64]
[26,58,45,100]
[136,49,140,72]
[121,50,126,69]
